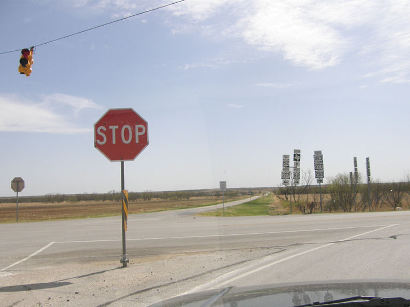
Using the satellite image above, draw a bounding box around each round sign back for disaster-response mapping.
[11,177,25,193]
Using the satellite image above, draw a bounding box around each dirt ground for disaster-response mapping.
[0,196,244,223]
[1,245,284,306]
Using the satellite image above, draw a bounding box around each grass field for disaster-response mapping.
[201,193,410,217]
[0,195,246,223]
[201,194,289,217]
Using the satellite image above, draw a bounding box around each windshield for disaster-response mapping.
[0,1,409,306]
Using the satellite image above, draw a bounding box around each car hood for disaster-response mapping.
[150,280,410,306]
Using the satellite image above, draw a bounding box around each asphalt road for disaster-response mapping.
[1,198,409,306]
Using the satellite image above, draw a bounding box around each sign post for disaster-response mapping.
[293,149,301,185]
[352,157,359,204]
[353,157,358,185]
[94,108,148,267]
[290,149,301,214]
[121,161,128,266]
[366,157,371,212]
[313,151,324,212]
[281,155,290,186]
[11,177,25,223]
[220,181,227,216]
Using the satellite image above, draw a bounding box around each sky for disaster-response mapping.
[0,0,409,196]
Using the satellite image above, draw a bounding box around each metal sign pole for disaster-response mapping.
[290,198,293,214]
[222,190,225,216]
[16,186,19,223]
[289,167,293,215]
[313,151,324,213]
[367,180,371,211]
[120,161,129,267]
[319,183,322,212]
[366,157,371,212]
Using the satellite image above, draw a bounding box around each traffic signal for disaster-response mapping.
[18,47,34,76]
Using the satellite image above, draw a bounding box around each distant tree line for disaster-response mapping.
[0,188,258,204]
[276,172,410,213]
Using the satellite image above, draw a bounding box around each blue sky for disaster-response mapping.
[0,0,409,196]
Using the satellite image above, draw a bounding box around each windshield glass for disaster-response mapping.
[0,1,409,306]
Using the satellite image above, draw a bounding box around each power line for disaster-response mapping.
[0,0,185,55]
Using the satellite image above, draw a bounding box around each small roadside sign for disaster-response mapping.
[282,155,291,186]
[283,155,290,168]
[293,149,301,185]
[366,157,371,178]
[314,151,324,180]
[220,181,227,191]
[293,149,301,162]
[315,170,324,178]
[11,177,24,223]
[11,177,25,193]
[281,170,291,180]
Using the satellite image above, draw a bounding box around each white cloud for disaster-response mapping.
[42,93,102,114]
[181,57,235,70]
[168,0,347,69]
[182,62,217,70]
[0,94,101,133]
[168,0,235,21]
[227,103,244,109]
[67,0,162,17]
[380,76,410,84]
[66,0,410,82]
[255,82,292,89]
[168,0,410,79]
[240,1,346,69]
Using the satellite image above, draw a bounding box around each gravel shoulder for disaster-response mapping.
[1,245,283,306]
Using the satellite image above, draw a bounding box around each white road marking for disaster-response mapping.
[0,224,396,274]
[54,224,390,244]
[184,224,399,294]
[0,241,55,272]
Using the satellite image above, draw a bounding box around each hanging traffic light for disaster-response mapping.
[18,47,34,76]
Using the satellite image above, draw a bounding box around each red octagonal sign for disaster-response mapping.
[94,108,149,161]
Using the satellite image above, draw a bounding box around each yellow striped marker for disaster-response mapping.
[122,190,129,231]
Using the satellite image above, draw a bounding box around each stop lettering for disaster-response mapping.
[94,108,149,161]
[96,124,146,145]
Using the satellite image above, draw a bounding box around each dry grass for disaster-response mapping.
[276,193,410,213]
[204,192,410,217]
[0,196,245,223]
[267,195,292,215]
[201,194,292,216]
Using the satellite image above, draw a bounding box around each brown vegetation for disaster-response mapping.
[0,195,246,223]
[277,173,410,214]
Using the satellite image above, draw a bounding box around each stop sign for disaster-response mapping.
[11,177,25,193]
[94,108,149,161]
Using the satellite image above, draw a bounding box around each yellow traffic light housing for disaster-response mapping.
[18,47,34,76]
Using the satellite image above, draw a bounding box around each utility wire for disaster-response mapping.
[0,0,185,55]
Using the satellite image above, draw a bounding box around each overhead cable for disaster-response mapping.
[0,0,185,55]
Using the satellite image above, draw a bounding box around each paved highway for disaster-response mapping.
[1,198,409,306]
